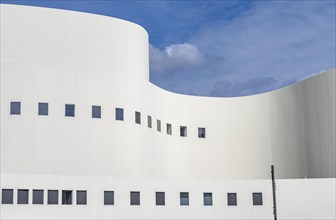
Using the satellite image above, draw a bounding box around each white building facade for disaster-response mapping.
[0,4,335,219]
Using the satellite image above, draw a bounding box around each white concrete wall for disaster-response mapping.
[0,4,335,219]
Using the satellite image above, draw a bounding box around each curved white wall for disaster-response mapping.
[1,4,335,180]
[0,4,335,219]
[0,4,149,81]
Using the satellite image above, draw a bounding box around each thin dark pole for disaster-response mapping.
[271,165,278,220]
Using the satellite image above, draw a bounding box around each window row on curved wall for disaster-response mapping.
[1,188,263,206]
[9,101,206,138]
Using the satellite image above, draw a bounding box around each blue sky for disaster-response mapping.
[2,0,335,97]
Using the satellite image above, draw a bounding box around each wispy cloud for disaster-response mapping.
[150,1,335,97]
[209,77,296,97]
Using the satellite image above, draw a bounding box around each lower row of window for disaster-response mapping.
[1,189,263,206]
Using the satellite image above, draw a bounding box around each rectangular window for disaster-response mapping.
[76,190,87,205]
[65,104,75,117]
[198,127,206,138]
[62,190,72,205]
[147,115,152,128]
[48,190,58,205]
[33,190,43,204]
[38,102,48,116]
[203,193,212,206]
[130,191,140,205]
[135,111,141,124]
[10,101,21,115]
[253,192,263,205]
[116,108,124,121]
[156,192,165,206]
[180,126,187,137]
[1,189,13,204]
[92,106,101,118]
[228,193,237,206]
[104,191,114,205]
[157,120,161,132]
[180,192,189,206]
[166,123,172,135]
[17,189,29,204]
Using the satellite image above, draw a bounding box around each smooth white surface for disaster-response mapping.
[0,4,335,219]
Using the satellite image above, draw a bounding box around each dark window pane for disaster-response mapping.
[180,192,189,206]
[18,189,29,204]
[76,191,87,205]
[198,127,206,138]
[130,191,140,205]
[228,193,237,206]
[156,192,165,206]
[157,120,161,132]
[65,104,75,117]
[116,108,124,121]
[147,116,152,128]
[2,189,13,204]
[253,193,263,205]
[135,112,141,124]
[10,102,21,115]
[92,105,101,118]
[62,190,72,205]
[38,103,48,116]
[33,190,43,204]
[180,126,187,137]
[92,106,101,118]
[104,191,114,205]
[48,190,58,205]
[167,123,172,135]
[203,193,212,206]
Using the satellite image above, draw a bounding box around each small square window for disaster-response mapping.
[198,127,206,138]
[228,193,237,206]
[157,120,161,132]
[180,192,189,206]
[135,112,141,124]
[166,123,172,135]
[10,102,21,115]
[156,192,165,206]
[2,189,13,204]
[130,191,140,205]
[48,190,58,205]
[33,190,44,204]
[104,191,114,205]
[62,190,72,205]
[65,104,75,117]
[180,126,187,137]
[203,193,212,206]
[116,108,124,121]
[92,106,101,118]
[38,103,48,116]
[18,189,29,204]
[253,192,263,205]
[147,116,152,128]
[76,190,87,205]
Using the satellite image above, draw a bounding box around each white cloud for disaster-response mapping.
[165,43,203,63]
[149,43,205,75]
[150,1,335,96]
